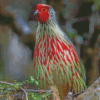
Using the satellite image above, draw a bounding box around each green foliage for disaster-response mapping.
[0,76,51,100]
[65,32,76,39]
[28,92,51,100]
[83,0,100,10]
[93,0,100,10]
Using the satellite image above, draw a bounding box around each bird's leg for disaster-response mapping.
[50,84,60,100]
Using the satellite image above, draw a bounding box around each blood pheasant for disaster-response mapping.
[33,4,86,100]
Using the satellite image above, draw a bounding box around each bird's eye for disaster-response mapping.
[41,8,47,12]
[43,9,45,11]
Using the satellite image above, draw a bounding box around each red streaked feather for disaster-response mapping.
[33,36,80,74]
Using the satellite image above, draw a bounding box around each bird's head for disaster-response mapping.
[34,4,56,24]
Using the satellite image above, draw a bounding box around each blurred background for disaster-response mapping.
[0,0,100,87]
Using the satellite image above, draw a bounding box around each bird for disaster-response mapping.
[32,4,86,100]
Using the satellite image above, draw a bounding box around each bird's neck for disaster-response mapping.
[36,20,65,42]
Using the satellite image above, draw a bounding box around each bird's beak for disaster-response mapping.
[34,10,39,15]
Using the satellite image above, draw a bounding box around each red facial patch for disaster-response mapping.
[35,4,49,24]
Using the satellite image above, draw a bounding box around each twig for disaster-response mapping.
[0,88,53,93]
[20,87,28,100]
[0,81,13,86]
[68,16,90,24]
[0,88,15,91]
[72,90,84,97]
[0,81,28,100]
[27,89,53,93]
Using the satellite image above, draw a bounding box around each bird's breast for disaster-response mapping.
[33,35,79,70]
[33,35,85,90]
